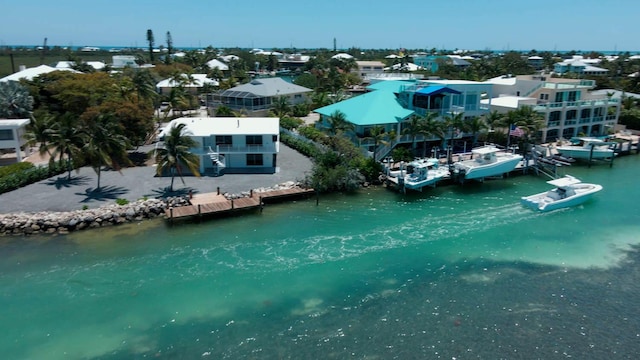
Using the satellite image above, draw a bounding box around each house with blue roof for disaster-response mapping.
[315,79,492,160]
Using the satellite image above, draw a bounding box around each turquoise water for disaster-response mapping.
[1,156,640,359]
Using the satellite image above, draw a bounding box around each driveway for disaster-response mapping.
[0,144,313,213]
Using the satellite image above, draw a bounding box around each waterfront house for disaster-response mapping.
[0,118,30,163]
[315,79,492,160]
[412,55,472,73]
[553,57,608,76]
[206,77,312,116]
[156,74,219,95]
[354,61,386,81]
[483,74,620,142]
[0,65,79,82]
[159,117,280,175]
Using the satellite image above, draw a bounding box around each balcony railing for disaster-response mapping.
[193,144,277,154]
[534,98,619,112]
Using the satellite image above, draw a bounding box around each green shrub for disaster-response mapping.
[0,162,34,180]
[115,198,129,206]
[82,205,89,210]
[280,133,322,159]
[280,116,304,130]
[0,159,68,195]
[297,125,326,142]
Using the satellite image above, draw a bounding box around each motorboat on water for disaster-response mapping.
[555,137,615,160]
[386,158,449,191]
[521,175,602,212]
[451,145,523,182]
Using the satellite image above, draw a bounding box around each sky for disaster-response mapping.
[2,0,638,52]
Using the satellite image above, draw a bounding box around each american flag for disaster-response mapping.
[509,125,524,137]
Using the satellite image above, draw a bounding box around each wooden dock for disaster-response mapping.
[165,187,315,221]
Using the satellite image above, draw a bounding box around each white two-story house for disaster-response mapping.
[483,74,620,142]
[159,117,280,175]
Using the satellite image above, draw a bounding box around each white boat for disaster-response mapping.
[387,158,449,191]
[555,137,615,160]
[521,175,602,212]
[451,145,523,181]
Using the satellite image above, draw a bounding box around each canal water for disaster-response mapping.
[1,156,639,359]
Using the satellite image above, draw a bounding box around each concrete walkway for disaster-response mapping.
[0,144,313,214]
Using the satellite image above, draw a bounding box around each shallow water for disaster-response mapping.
[1,156,640,359]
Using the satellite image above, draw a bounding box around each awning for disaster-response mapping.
[416,85,462,96]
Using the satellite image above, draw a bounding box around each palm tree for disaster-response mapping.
[47,113,85,179]
[152,123,201,191]
[270,96,291,118]
[402,115,424,155]
[81,113,132,189]
[23,114,53,158]
[484,110,507,130]
[464,116,488,146]
[365,125,389,161]
[327,110,354,136]
[421,112,445,156]
[0,81,34,118]
[131,69,159,106]
[513,105,545,143]
[442,112,465,149]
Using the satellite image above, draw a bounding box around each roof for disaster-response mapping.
[161,117,280,138]
[0,65,79,82]
[385,62,422,71]
[0,118,30,128]
[332,53,354,60]
[366,79,418,93]
[156,74,219,88]
[221,77,311,97]
[314,90,414,126]
[482,96,536,109]
[416,85,462,96]
[356,61,386,67]
[206,59,229,71]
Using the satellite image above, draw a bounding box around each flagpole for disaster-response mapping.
[506,123,511,149]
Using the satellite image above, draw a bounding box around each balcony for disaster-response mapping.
[193,144,277,155]
[564,120,577,126]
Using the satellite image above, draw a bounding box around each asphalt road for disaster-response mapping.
[0,144,313,213]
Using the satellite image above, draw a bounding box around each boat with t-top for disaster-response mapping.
[386,158,449,191]
[451,145,523,182]
[555,137,615,160]
[521,175,602,212]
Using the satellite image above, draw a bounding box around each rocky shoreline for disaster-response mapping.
[0,182,307,237]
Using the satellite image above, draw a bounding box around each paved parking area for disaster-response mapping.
[0,144,313,213]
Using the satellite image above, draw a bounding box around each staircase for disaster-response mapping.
[208,146,226,176]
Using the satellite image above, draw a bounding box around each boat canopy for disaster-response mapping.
[547,175,581,187]
[471,146,500,155]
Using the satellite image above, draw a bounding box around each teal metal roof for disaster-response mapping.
[366,80,418,93]
[315,90,414,126]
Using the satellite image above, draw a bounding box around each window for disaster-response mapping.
[567,91,577,102]
[539,93,549,100]
[566,110,577,120]
[215,135,232,146]
[246,135,263,145]
[549,111,561,122]
[555,92,564,103]
[246,154,263,166]
[581,108,591,119]
[272,135,278,142]
[0,129,13,140]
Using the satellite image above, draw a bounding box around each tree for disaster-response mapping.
[421,112,446,155]
[23,113,53,157]
[165,31,173,64]
[364,125,390,161]
[146,29,155,63]
[270,96,291,118]
[151,123,200,191]
[464,116,488,146]
[81,113,132,189]
[47,112,85,179]
[326,110,354,135]
[0,81,34,118]
[402,115,424,154]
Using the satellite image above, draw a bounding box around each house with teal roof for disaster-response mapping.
[315,79,492,160]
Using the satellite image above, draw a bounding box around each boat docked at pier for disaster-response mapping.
[521,175,602,212]
[555,137,615,160]
[386,158,449,191]
[451,145,523,182]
